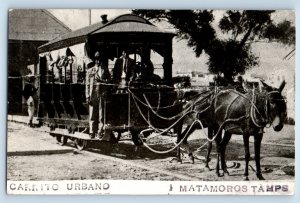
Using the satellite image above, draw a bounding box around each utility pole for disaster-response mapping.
[88,9,91,25]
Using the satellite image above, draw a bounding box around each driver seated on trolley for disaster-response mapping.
[135,58,161,83]
[85,51,111,140]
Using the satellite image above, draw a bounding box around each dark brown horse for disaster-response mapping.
[177,81,287,180]
[209,81,287,180]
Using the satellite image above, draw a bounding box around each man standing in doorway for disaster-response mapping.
[86,51,111,139]
[22,75,37,127]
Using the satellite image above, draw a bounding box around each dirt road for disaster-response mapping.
[7,122,295,181]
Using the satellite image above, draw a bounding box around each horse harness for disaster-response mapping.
[211,88,282,130]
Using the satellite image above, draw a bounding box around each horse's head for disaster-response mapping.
[262,80,287,131]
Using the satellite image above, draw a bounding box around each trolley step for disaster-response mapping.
[50,130,100,150]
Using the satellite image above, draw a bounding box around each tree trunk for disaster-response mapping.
[240,24,255,47]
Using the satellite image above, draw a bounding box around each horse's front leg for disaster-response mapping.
[254,132,265,180]
[243,134,250,181]
[214,132,222,177]
[205,141,212,169]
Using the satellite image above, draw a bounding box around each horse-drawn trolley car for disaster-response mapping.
[35,13,288,181]
[37,14,182,150]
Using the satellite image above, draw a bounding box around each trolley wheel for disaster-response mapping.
[75,139,88,151]
[58,135,68,146]
[131,131,143,146]
[56,135,62,143]
[116,132,122,141]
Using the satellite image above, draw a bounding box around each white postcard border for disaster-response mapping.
[7,180,294,195]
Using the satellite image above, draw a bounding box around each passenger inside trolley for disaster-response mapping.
[112,50,136,88]
[135,58,161,83]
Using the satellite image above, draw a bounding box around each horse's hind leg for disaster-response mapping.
[220,131,232,176]
[174,122,185,163]
[175,133,183,163]
[184,125,196,164]
[169,135,182,163]
[181,124,196,164]
[186,142,194,164]
[205,127,213,170]
[243,134,250,181]
[176,145,182,163]
[254,133,265,180]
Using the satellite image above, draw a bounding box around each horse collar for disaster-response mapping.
[250,92,268,128]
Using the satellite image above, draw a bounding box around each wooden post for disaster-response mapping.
[164,38,173,85]
[88,9,91,25]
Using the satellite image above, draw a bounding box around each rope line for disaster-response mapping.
[129,89,184,110]
[130,91,195,136]
[143,93,191,121]
[155,89,161,113]
[140,88,260,155]
[142,119,205,154]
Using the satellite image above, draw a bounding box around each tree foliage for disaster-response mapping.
[263,20,295,46]
[132,9,295,83]
[206,39,258,81]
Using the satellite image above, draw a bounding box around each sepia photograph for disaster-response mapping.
[6,9,295,195]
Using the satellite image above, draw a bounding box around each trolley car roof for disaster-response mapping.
[38,14,175,53]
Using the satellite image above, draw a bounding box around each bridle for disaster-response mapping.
[251,90,284,128]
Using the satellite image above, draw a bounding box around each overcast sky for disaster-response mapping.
[48,9,295,31]
[48,9,130,30]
